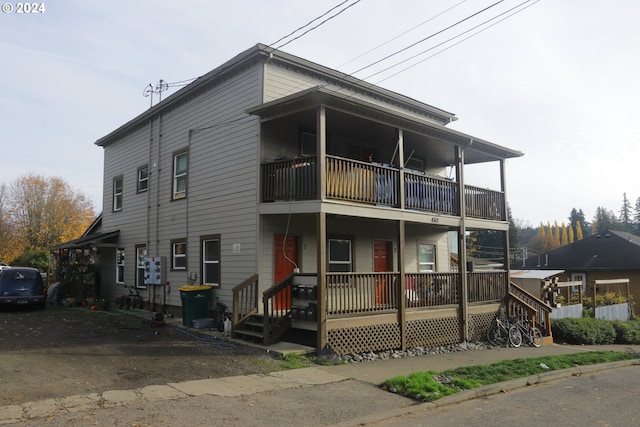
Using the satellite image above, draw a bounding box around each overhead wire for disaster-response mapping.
[348,0,506,77]
[339,0,470,69]
[372,0,540,84]
[269,0,357,49]
[270,0,362,51]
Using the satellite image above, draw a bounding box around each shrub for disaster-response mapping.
[552,317,616,344]
[612,319,640,344]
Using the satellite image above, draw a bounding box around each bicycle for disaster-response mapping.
[118,284,144,310]
[487,316,522,348]
[510,315,543,347]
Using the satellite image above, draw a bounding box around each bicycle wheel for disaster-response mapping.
[487,325,507,347]
[530,326,543,347]
[508,325,522,348]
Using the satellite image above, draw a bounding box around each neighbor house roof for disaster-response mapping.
[523,230,640,271]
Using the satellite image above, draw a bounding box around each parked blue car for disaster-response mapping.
[0,267,46,310]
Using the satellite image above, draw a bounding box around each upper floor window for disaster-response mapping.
[418,243,435,272]
[113,176,123,212]
[328,238,352,272]
[173,151,188,200]
[202,236,220,286]
[172,240,187,270]
[137,165,149,193]
[116,248,125,284]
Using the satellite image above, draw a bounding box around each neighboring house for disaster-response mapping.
[54,44,526,355]
[521,230,640,309]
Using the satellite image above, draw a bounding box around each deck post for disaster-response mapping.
[316,105,328,352]
[456,145,469,341]
[398,219,406,349]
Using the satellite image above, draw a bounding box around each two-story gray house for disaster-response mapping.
[66,44,528,355]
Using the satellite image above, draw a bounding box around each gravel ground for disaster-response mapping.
[0,305,291,407]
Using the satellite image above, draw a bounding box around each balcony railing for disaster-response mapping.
[325,271,507,316]
[261,156,504,221]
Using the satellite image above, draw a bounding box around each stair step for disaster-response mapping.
[244,320,264,328]
[234,329,264,339]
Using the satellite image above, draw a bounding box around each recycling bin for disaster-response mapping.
[178,285,212,327]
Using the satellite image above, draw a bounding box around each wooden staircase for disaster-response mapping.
[231,273,296,346]
[508,281,553,341]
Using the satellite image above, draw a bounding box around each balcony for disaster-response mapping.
[261,155,505,221]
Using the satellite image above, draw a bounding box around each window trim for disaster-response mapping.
[113,175,123,212]
[171,239,187,271]
[115,247,125,284]
[172,150,188,200]
[201,235,221,287]
[417,242,436,272]
[137,165,149,193]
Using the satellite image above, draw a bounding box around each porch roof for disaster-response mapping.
[49,230,120,250]
[246,86,523,164]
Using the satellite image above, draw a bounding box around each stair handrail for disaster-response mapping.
[262,273,297,345]
[232,274,259,327]
[508,281,553,337]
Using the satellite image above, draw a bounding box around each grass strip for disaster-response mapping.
[380,351,637,402]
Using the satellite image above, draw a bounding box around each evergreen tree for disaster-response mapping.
[620,193,632,232]
[592,206,618,233]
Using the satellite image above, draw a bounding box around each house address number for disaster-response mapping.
[431,217,439,223]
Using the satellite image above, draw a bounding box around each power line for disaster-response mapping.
[348,0,505,77]
[270,0,362,51]
[339,0,470,69]
[373,0,540,84]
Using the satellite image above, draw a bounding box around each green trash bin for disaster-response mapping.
[179,285,212,327]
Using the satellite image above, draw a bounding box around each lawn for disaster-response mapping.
[380,351,637,402]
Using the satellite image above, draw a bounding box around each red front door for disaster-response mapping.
[374,240,392,304]
[274,234,298,309]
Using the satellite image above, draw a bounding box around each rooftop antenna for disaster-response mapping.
[143,79,170,108]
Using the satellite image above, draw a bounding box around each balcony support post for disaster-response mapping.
[500,159,510,295]
[317,211,327,352]
[317,105,327,201]
[397,219,406,349]
[456,145,470,342]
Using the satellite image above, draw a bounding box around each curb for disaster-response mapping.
[334,359,640,427]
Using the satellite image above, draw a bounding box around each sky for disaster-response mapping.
[2,0,639,228]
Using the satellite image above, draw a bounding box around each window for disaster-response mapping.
[202,236,220,286]
[137,165,149,193]
[172,240,187,270]
[115,248,125,284]
[173,151,188,199]
[328,238,352,272]
[113,176,123,211]
[136,245,147,288]
[418,243,435,272]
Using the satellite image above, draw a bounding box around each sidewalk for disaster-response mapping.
[1,342,638,425]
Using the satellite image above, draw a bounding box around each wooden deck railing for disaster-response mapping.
[262,273,296,345]
[464,185,505,221]
[327,272,399,316]
[467,271,507,303]
[262,157,317,201]
[326,156,401,206]
[232,274,259,327]
[405,172,458,215]
[261,156,505,221]
[404,272,460,308]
